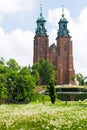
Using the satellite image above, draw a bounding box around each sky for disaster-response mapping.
[0,0,87,76]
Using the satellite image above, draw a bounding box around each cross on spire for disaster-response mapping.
[40,4,43,17]
[62,5,64,18]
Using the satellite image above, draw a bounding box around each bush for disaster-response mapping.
[47,79,56,104]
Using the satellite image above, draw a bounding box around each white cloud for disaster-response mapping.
[47,8,71,27]
[0,14,4,22]
[0,27,34,66]
[47,7,87,76]
[48,29,57,45]
[0,0,37,14]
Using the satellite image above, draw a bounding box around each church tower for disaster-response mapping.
[33,6,75,85]
[33,5,49,63]
[56,7,75,84]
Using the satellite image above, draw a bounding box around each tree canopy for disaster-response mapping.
[72,73,87,86]
[32,59,56,85]
[0,57,36,102]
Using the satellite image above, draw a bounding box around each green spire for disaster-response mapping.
[57,6,70,37]
[35,4,47,36]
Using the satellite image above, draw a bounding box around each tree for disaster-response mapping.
[6,70,18,100]
[72,73,87,85]
[6,58,20,71]
[32,59,56,85]
[0,58,39,103]
[47,78,56,104]
[0,57,5,65]
[0,61,8,98]
[31,69,39,85]
[16,67,35,102]
[5,64,36,102]
[5,59,20,100]
[0,74,8,98]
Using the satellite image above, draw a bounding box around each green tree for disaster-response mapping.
[6,69,18,100]
[16,67,35,102]
[47,79,56,104]
[6,58,20,71]
[0,60,8,99]
[5,58,20,100]
[31,69,39,85]
[0,58,37,103]
[0,57,7,74]
[0,57,5,65]
[32,59,56,85]
[0,74,8,98]
[72,73,87,86]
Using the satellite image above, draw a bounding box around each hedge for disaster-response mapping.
[57,93,87,101]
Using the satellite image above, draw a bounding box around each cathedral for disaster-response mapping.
[33,6,75,85]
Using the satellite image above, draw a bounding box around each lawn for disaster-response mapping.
[0,101,87,130]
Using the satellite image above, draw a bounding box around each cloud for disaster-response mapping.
[0,0,37,14]
[47,7,87,76]
[48,28,57,45]
[47,8,71,27]
[0,27,34,66]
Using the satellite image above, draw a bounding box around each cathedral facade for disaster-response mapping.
[33,7,75,85]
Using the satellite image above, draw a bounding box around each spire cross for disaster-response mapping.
[62,5,64,17]
[40,4,43,17]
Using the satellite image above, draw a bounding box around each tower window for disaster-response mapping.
[40,44,44,54]
[64,45,67,51]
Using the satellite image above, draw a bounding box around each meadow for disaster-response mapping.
[0,100,87,130]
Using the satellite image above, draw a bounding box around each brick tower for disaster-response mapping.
[33,5,49,63]
[56,7,75,84]
[33,6,75,85]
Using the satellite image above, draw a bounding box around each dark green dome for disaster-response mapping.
[35,5,47,36]
[57,7,70,37]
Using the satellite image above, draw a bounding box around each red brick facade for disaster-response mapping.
[33,35,75,85]
[56,37,75,84]
[33,36,49,63]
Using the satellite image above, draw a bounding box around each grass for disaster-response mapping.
[34,85,47,93]
[0,100,87,130]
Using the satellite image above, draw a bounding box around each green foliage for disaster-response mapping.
[0,86,8,99]
[0,57,5,65]
[72,73,87,85]
[6,58,20,71]
[5,67,19,100]
[32,59,56,85]
[47,79,56,104]
[58,93,87,101]
[31,69,39,85]
[19,66,30,75]
[16,67,35,102]
[0,57,36,103]
[0,73,8,98]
